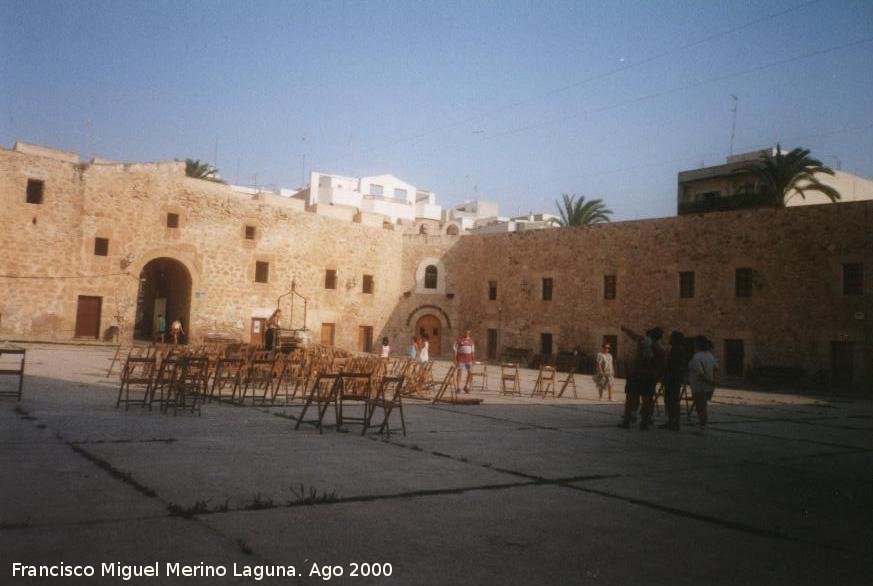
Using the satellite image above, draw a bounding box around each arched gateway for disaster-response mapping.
[415,314,442,356]
[134,257,192,342]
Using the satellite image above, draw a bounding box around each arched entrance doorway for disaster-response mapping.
[134,257,192,342]
[415,314,442,356]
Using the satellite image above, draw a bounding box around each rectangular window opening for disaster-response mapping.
[362,274,374,294]
[735,268,753,298]
[724,339,745,377]
[540,333,553,356]
[26,179,44,204]
[325,269,337,289]
[843,263,863,296]
[94,237,109,256]
[542,278,553,301]
[488,281,497,301]
[604,274,617,300]
[679,271,695,298]
[245,225,256,240]
[255,261,269,283]
[166,213,179,228]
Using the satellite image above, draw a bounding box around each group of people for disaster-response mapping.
[380,330,477,393]
[155,314,185,345]
[613,326,718,432]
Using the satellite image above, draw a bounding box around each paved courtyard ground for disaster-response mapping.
[0,345,870,585]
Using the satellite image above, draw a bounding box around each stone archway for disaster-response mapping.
[134,257,192,342]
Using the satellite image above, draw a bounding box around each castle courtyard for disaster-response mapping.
[1,345,870,585]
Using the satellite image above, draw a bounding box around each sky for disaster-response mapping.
[1,0,872,220]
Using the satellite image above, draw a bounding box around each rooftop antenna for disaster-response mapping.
[729,94,739,156]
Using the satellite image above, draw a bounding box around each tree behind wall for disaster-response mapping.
[736,145,840,206]
[554,194,612,226]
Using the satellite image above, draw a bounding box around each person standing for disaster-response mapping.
[265,308,281,351]
[418,333,430,363]
[408,336,418,360]
[688,336,718,432]
[170,318,185,345]
[594,342,615,401]
[619,326,665,430]
[453,329,475,392]
[380,337,391,358]
[156,314,167,343]
[659,331,690,431]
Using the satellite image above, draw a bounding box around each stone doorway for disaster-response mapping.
[134,257,192,342]
[415,314,442,356]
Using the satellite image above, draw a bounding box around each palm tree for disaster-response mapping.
[737,145,840,206]
[184,159,225,183]
[554,194,613,226]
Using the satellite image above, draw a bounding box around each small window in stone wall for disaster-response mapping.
[94,237,109,256]
[167,213,179,228]
[424,265,438,289]
[325,269,337,289]
[245,225,256,240]
[735,268,753,298]
[604,275,616,300]
[362,274,374,294]
[679,271,695,298]
[843,263,863,296]
[26,179,44,204]
[255,261,269,283]
[542,278,553,301]
[488,281,497,301]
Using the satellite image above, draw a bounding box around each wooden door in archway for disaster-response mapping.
[415,315,442,356]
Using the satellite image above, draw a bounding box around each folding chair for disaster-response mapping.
[363,375,406,436]
[151,356,180,411]
[556,366,578,398]
[336,372,373,430]
[431,364,458,404]
[295,373,342,433]
[531,365,556,398]
[210,356,245,403]
[165,356,207,416]
[0,346,26,401]
[270,353,306,405]
[116,355,156,410]
[500,363,521,396]
[680,382,695,422]
[239,354,277,405]
[469,362,489,392]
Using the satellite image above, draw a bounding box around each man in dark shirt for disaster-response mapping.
[619,326,665,430]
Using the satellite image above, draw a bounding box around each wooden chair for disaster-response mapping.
[115,355,156,410]
[531,365,556,398]
[336,372,373,431]
[0,346,26,401]
[469,362,489,392]
[363,375,406,436]
[431,364,458,404]
[150,356,180,411]
[295,373,342,433]
[210,357,245,403]
[500,363,521,396]
[239,354,277,405]
[556,366,578,399]
[680,382,695,422]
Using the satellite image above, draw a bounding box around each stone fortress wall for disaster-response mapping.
[1,142,870,388]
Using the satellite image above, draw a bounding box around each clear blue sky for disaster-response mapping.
[2,0,871,220]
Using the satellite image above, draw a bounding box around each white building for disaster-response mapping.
[294,171,442,224]
[469,212,560,234]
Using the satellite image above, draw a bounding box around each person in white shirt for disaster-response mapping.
[594,343,615,401]
[688,335,718,430]
[418,333,430,362]
[380,337,390,358]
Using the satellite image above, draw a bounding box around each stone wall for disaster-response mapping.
[0,145,404,350]
[1,143,870,389]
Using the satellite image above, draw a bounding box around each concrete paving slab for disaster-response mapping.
[201,484,871,586]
